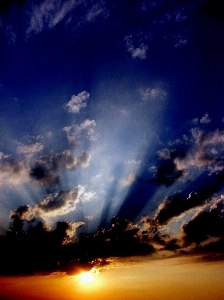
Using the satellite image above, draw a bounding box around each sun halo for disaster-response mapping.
[78,271,95,284]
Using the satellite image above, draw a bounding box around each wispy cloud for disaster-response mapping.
[140,86,167,102]
[17,142,44,161]
[26,0,77,36]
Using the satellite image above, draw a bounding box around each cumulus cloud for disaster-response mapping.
[63,119,96,146]
[65,91,90,113]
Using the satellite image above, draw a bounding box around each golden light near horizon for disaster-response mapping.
[79,271,95,284]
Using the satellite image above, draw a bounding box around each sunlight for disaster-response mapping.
[78,271,95,284]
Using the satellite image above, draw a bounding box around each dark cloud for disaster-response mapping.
[182,198,224,247]
[0,217,154,275]
[30,150,90,186]
[30,164,59,186]
[10,186,84,222]
[151,148,186,187]
[154,192,202,225]
[154,166,224,225]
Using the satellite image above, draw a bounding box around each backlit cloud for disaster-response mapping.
[65,91,90,113]
[63,119,96,146]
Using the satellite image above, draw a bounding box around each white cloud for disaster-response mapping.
[65,91,90,113]
[63,119,96,146]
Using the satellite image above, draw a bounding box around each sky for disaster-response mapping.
[1,0,224,299]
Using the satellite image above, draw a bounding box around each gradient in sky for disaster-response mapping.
[1,0,224,299]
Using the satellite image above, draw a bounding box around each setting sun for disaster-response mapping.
[79,272,95,284]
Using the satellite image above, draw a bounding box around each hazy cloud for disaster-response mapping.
[17,142,44,160]
[121,172,136,187]
[26,0,77,36]
[128,43,148,59]
[200,113,211,124]
[0,158,28,186]
[140,87,167,102]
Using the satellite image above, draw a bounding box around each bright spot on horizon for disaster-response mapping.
[78,271,95,284]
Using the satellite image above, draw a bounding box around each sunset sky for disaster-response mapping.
[1,0,224,299]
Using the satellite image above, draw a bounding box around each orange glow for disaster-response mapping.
[78,271,95,284]
[1,256,224,300]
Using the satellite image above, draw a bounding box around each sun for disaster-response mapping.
[78,271,95,284]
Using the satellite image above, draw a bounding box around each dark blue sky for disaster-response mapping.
[1,1,224,264]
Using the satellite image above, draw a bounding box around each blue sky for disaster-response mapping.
[1,0,224,275]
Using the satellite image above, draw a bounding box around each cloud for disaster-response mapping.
[200,113,211,124]
[120,172,136,187]
[0,216,154,275]
[174,36,187,47]
[153,163,224,226]
[174,128,224,172]
[77,151,91,167]
[85,2,107,22]
[37,187,84,216]
[63,119,96,146]
[125,35,148,59]
[0,158,28,187]
[10,185,85,222]
[140,87,167,102]
[30,150,90,186]
[26,0,77,36]
[152,149,185,186]
[182,196,224,248]
[128,43,148,59]
[65,91,90,113]
[17,142,44,160]
[154,192,204,226]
